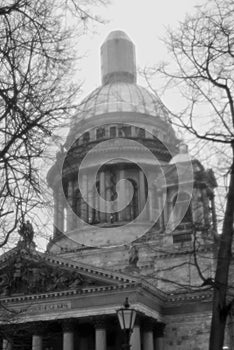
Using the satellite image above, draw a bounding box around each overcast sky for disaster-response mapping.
[77,0,205,96]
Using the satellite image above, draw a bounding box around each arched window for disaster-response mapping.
[136,127,145,138]
[83,131,90,143]
[118,125,131,137]
[96,127,105,139]
[110,126,117,138]
[172,192,192,225]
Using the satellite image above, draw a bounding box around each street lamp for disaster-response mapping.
[116,298,137,350]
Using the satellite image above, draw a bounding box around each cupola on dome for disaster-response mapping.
[71,30,169,124]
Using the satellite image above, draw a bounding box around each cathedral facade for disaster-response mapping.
[0,31,225,350]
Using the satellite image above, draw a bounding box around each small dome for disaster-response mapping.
[75,81,169,121]
[170,153,192,164]
[105,31,132,41]
[170,144,192,164]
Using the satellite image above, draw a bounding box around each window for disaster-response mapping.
[96,127,105,139]
[110,126,117,138]
[173,232,192,243]
[118,125,131,137]
[136,127,145,138]
[83,132,90,143]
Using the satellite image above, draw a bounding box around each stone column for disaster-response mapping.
[79,337,89,350]
[106,171,112,223]
[143,320,154,350]
[157,189,165,230]
[53,190,59,235]
[148,185,154,222]
[81,174,88,222]
[118,169,125,221]
[155,337,164,350]
[130,319,141,350]
[63,320,74,350]
[57,187,65,233]
[139,170,146,219]
[32,334,43,350]
[2,339,12,350]
[67,180,74,231]
[87,172,94,223]
[95,320,107,350]
[154,323,165,350]
[99,171,106,222]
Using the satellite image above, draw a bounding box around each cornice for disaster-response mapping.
[0,282,138,304]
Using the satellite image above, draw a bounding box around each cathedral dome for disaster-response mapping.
[75,81,169,121]
[66,30,172,146]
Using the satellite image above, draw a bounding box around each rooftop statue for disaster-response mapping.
[18,220,35,249]
[128,245,139,268]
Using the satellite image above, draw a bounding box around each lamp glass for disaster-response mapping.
[117,308,136,331]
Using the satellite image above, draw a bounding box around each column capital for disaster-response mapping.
[30,321,46,335]
[154,322,166,338]
[93,316,108,329]
[62,319,75,332]
[133,314,141,326]
[142,318,155,332]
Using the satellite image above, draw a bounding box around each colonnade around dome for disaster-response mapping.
[51,161,216,248]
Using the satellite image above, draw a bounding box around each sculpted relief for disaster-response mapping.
[0,254,89,297]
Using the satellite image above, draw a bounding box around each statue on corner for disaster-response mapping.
[18,220,35,249]
[128,245,139,269]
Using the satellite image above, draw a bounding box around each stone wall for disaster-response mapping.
[164,312,211,350]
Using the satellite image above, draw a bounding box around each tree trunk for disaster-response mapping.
[209,145,234,350]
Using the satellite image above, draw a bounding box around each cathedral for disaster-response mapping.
[0,31,224,350]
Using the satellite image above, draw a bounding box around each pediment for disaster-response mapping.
[0,247,135,298]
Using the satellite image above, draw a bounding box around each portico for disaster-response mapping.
[0,249,165,350]
[2,316,165,350]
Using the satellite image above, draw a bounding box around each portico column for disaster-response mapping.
[95,319,107,350]
[155,337,164,350]
[2,339,12,350]
[154,323,165,350]
[143,320,154,350]
[32,334,43,350]
[63,320,74,350]
[79,337,89,350]
[130,318,141,350]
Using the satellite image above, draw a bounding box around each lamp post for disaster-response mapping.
[116,298,136,350]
